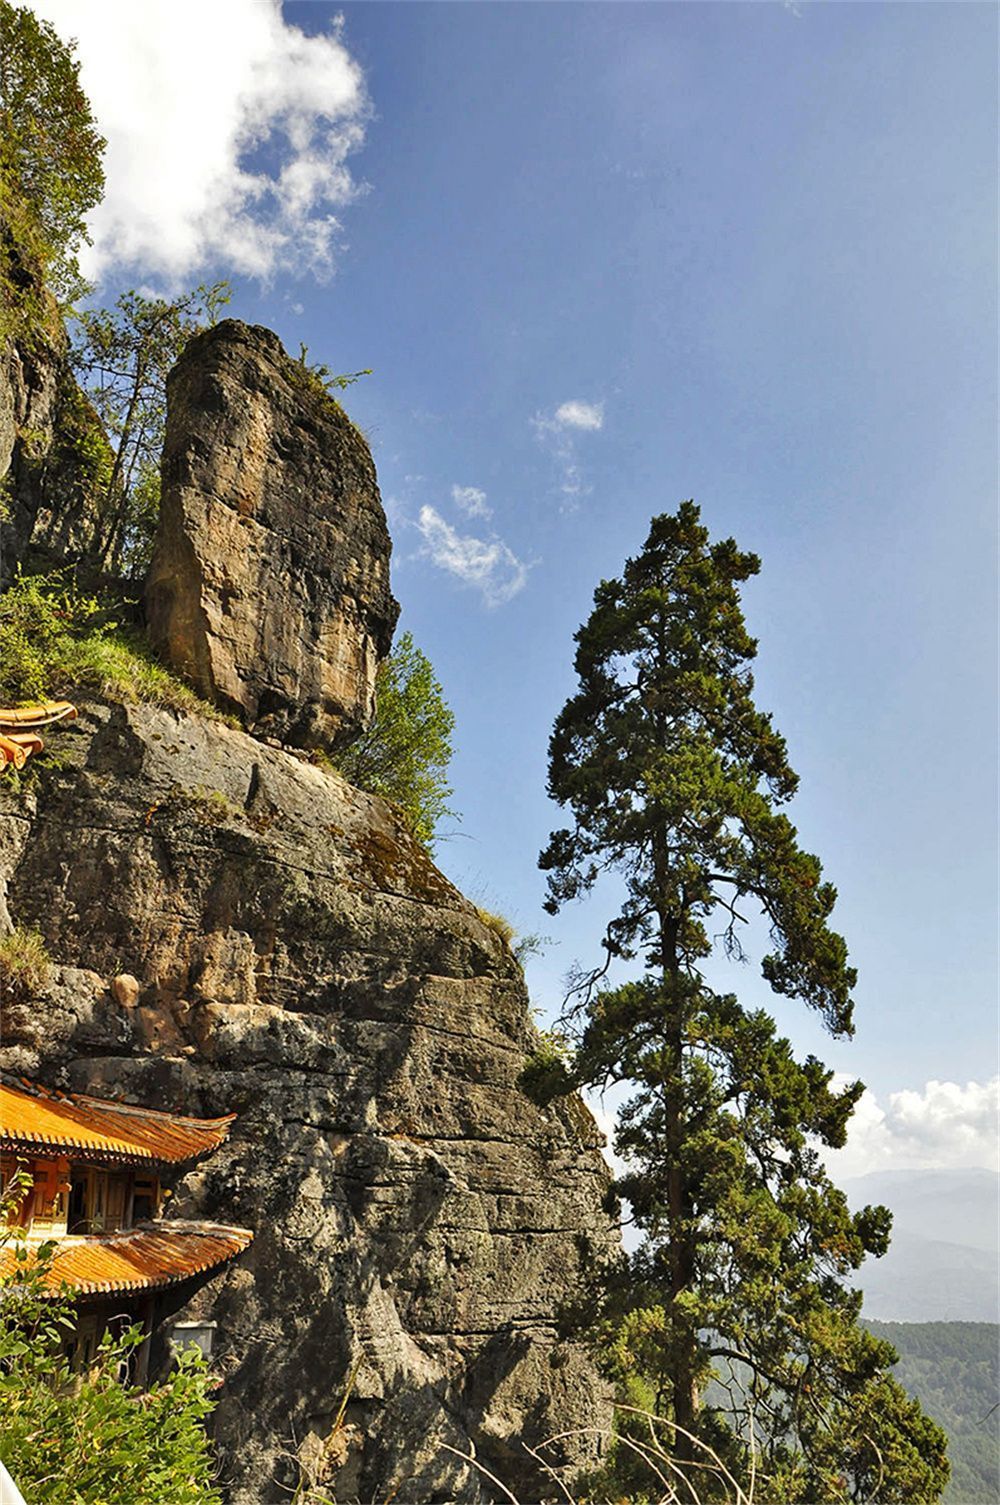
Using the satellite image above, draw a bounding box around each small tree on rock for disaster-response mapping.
[336,630,456,849]
[537,503,948,1502]
[71,282,229,576]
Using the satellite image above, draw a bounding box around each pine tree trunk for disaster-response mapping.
[665,1042,699,1459]
[657,882,700,1462]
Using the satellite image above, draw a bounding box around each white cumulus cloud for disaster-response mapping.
[553,399,604,431]
[451,485,492,519]
[415,506,529,608]
[586,1095,627,1179]
[826,1077,999,1180]
[32,0,370,284]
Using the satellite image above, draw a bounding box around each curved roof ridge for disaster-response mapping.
[0,1078,238,1167]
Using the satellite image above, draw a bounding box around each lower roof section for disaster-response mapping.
[0,1220,253,1299]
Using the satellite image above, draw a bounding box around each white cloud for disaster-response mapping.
[532,399,605,503]
[451,484,492,519]
[826,1077,999,1180]
[32,0,369,284]
[586,1095,627,1179]
[415,505,529,608]
[553,399,604,431]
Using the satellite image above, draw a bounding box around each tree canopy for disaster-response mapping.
[0,1,105,308]
[70,282,230,577]
[537,503,949,1502]
[336,630,456,849]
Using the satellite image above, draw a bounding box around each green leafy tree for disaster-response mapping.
[0,1,105,313]
[71,282,230,576]
[336,630,455,848]
[0,1170,222,1505]
[537,503,949,1502]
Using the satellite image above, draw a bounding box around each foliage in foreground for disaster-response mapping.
[535,503,949,1502]
[0,569,216,716]
[336,629,456,848]
[0,1171,221,1505]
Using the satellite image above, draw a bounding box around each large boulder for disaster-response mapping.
[146,321,399,751]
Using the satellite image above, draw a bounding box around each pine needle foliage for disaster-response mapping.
[537,503,949,1503]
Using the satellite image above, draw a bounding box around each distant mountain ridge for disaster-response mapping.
[864,1321,999,1504]
[844,1168,999,1323]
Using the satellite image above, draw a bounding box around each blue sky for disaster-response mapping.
[38,0,997,1177]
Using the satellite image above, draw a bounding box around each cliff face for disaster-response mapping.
[0,330,107,580]
[0,702,615,1501]
[0,311,618,1501]
[0,223,107,579]
[146,322,399,751]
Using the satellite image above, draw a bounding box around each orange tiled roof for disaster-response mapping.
[0,1220,253,1298]
[0,1081,236,1167]
[0,702,77,773]
[0,701,77,730]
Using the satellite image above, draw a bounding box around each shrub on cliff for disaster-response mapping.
[0,925,50,999]
[0,569,210,715]
[336,630,456,848]
[0,1171,222,1505]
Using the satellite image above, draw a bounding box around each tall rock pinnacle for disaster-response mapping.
[146,321,399,750]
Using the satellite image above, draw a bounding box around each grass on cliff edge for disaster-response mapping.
[0,925,51,999]
[0,570,214,717]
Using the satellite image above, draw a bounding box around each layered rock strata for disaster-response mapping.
[146,322,399,751]
[0,701,616,1503]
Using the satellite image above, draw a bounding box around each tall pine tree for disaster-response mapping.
[538,503,947,1502]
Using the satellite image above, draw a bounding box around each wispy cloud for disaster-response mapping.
[553,400,604,431]
[533,398,605,502]
[451,484,492,519]
[33,0,370,284]
[826,1076,999,1180]
[415,506,529,608]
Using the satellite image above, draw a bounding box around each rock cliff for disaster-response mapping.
[0,216,108,580]
[0,701,615,1501]
[146,322,399,750]
[0,320,107,581]
[0,307,618,1501]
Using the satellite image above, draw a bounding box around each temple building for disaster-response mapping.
[0,1076,253,1377]
[0,701,78,774]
